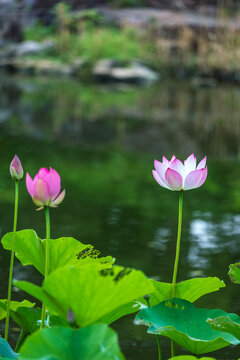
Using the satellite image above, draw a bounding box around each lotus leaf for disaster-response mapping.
[1,230,114,275]
[136,298,240,354]
[229,263,240,284]
[208,315,240,341]
[0,300,34,321]
[138,277,225,307]
[15,263,154,327]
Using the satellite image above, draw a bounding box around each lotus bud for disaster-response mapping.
[67,308,76,325]
[10,155,24,181]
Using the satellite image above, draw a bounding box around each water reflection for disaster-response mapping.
[189,213,240,270]
[1,75,240,158]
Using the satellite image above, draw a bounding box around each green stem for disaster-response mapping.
[15,329,28,352]
[40,207,50,329]
[170,190,184,357]
[5,181,19,341]
[171,340,175,358]
[156,335,162,360]
[171,190,184,298]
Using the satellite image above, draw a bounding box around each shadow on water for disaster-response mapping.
[0,75,240,359]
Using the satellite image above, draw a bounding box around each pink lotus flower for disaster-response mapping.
[10,155,24,181]
[26,168,65,209]
[152,154,207,191]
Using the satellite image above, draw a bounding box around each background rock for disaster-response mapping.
[93,59,159,84]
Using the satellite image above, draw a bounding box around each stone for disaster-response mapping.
[0,40,55,59]
[16,40,55,56]
[93,59,159,84]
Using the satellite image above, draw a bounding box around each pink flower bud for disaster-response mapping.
[26,167,65,209]
[152,154,207,191]
[10,155,24,181]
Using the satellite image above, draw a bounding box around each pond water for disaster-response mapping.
[0,74,240,359]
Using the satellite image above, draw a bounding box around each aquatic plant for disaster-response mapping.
[152,154,207,191]
[26,168,65,328]
[136,154,240,359]
[26,168,65,210]
[0,154,239,360]
[5,156,23,341]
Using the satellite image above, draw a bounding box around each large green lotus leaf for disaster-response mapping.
[135,298,240,354]
[1,230,114,275]
[15,264,154,327]
[169,357,215,360]
[19,324,125,360]
[208,316,240,341]
[138,277,225,307]
[0,300,34,321]
[228,263,240,284]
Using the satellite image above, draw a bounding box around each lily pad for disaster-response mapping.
[208,316,240,341]
[1,230,114,275]
[19,324,125,360]
[15,264,154,327]
[0,300,34,321]
[135,298,240,354]
[229,263,240,284]
[138,277,225,307]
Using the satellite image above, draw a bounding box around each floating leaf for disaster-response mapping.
[0,337,18,359]
[19,324,125,360]
[228,263,240,284]
[1,230,114,275]
[208,316,240,341]
[0,300,34,321]
[15,264,154,327]
[169,357,215,360]
[138,277,225,307]
[136,298,240,354]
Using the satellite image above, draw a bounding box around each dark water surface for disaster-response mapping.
[0,74,240,359]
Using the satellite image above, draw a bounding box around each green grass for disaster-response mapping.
[23,20,144,63]
[62,27,142,62]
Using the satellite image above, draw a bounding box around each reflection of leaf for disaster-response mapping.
[136,298,240,354]
[0,337,18,359]
[15,264,154,327]
[208,316,240,341]
[138,277,225,307]
[0,300,34,321]
[229,263,240,284]
[19,324,125,360]
[169,356,215,360]
[1,230,114,275]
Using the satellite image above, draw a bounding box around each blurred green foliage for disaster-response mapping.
[23,22,54,42]
[109,0,146,7]
[23,5,144,62]
[22,2,240,77]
